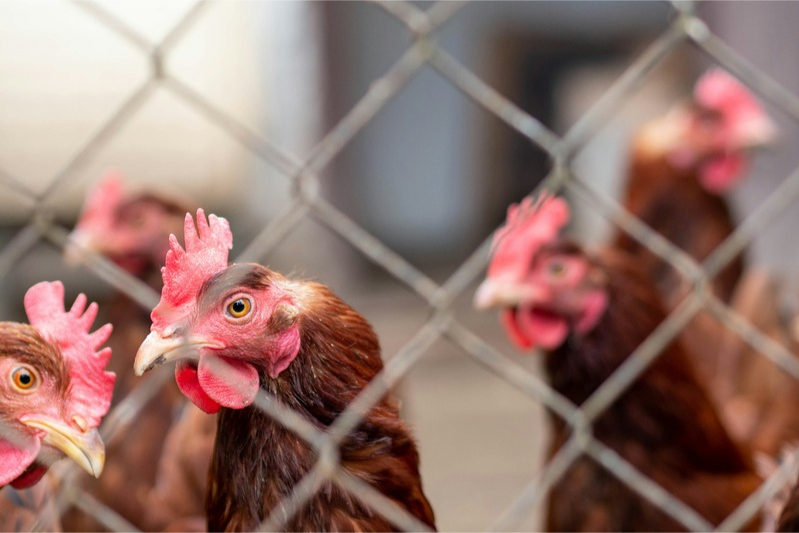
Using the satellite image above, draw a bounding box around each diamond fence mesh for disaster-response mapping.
[2,1,799,531]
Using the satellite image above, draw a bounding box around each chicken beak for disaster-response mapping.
[22,418,105,478]
[474,278,547,309]
[134,330,217,377]
[736,115,778,149]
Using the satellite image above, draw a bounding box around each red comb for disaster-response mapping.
[23,281,114,428]
[74,172,125,234]
[695,69,753,110]
[151,209,233,331]
[694,69,772,133]
[487,194,570,281]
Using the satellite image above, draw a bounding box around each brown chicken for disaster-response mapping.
[62,173,204,531]
[134,210,436,532]
[616,69,779,420]
[616,68,776,306]
[475,195,762,531]
[0,281,114,531]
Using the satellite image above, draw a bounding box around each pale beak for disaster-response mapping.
[134,330,218,377]
[735,115,778,149]
[22,418,105,478]
[474,278,547,310]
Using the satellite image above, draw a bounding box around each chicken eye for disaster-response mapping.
[226,298,252,319]
[11,366,38,392]
[548,261,567,277]
[129,214,146,229]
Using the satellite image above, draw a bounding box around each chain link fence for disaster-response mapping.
[2,1,799,531]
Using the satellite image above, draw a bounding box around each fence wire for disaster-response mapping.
[1,1,799,531]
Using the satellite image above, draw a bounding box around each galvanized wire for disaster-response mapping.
[1,1,798,532]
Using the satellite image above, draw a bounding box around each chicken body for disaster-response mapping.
[616,149,742,304]
[543,247,760,531]
[475,196,762,531]
[616,69,774,304]
[614,71,778,441]
[135,211,436,532]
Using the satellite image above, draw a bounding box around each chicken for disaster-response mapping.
[133,210,436,532]
[474,195,762,531]
[0,281,114,531]
[616,68,776,306]
[615,69,779,420]
[63,173,203,531]
[69,173,189,285]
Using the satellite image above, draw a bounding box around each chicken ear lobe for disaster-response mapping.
[266,303,299,334]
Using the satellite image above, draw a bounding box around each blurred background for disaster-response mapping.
[1,1,798,530]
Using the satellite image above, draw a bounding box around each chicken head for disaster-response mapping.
[0,281,114,489]
[474,195,608,351]
[134,210,301,414]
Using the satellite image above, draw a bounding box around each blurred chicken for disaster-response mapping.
[615,71,799,459]
[0,281,114,531]
[63,174,207,531]
[135,210,436,532]
[475,195,762,531]
[615,69,778,415]
[616,68,776,305]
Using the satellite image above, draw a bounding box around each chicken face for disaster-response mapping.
[134,211,301,414]
[476,245,607,350]
[642,69,776,193]
[67,173,189,276]
[0,282,114,489]
[474,195,608,351]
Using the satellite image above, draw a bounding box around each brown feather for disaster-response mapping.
[615,150,743,307]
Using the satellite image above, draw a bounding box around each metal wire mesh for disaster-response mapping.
[2,1,799,531]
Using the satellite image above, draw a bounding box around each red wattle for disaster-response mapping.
[175,361,221,414]
[10,465,47,489]
[699,152,746,193]
[197,354,259,410]
[501,307,569,351]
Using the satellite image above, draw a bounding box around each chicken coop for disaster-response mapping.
[2,0,799,531]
